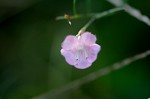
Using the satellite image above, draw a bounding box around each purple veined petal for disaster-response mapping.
[74,60,92,69]
[61,49,76,66]
[86,44,101,63]
[80,32,96,45]
[74,47,92,69]
[61,35,78,50]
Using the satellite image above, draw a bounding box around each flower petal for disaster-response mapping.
[61,35,78,50]
[87,44,101,63]
[75,60,91,69]
[61,49,76,66]
[80,32,96,45]
[74,49,92,69]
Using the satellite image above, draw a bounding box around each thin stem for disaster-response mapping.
[57,7,123,36]
[76,16,96,37]
[107,0,150,26]
[56,14,83,20]
[56,7,123,36]
[57,1,150,27]
[31,50,150,99]
[124,5,150,26]
[73,0,77,15]
[56,7,123,20]
[76,7,123,36]
[86,0,91,14]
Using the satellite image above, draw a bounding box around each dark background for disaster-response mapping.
[0,0,150,99]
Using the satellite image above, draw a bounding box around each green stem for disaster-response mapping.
[107,0,150,26]
[56,7,123,20]
[73,0,77,15]
[86,0,91,14]
[56,7,124,35]
[76,17,95,37]
[76,7,123,36]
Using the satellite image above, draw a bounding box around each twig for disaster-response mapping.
[76,7,123,36]
[31,50,150,99]
[56,7,123,20]
[107,0,150,26]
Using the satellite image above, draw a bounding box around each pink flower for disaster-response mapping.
[61,32,101,69]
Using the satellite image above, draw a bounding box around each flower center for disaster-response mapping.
[75,45,88,65]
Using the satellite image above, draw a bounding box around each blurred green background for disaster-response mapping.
[0,0,150,99]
